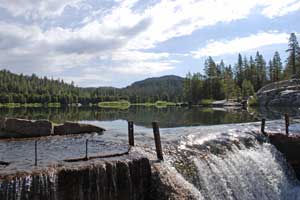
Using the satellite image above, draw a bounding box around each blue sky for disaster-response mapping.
[0,0,299,87]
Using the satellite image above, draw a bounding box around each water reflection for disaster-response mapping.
[249,106,300,120]
[0,106,257,128]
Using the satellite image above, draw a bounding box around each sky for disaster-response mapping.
[0,0,300,87]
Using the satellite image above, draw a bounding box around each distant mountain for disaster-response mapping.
[129,75,184,87]
[124,75,184,102]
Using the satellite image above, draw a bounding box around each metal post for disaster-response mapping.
[85,139,89,160]
[152,122,163,161]
[128,121,134,146]
[261,118,266,135]
[285,113,289,136]
[34,140,38,166]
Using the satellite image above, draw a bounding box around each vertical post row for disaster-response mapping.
[85,139,89,160]
[261,118,266,135]
[285,113,289,136]
[128,121,134,146]
[152,122,163,161]
[34,140,38,166]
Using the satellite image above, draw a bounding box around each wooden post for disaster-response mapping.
[85,139,89,160]
[285,113,289,136]
[128,121,134,146]
[34,140,37,166]
[152,122,163,161]
[261,118,266,135]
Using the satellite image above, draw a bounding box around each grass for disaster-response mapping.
[98,100,130,109]
[132,101,177,108]
[0,103,43,108]
[97,100,178,109]
[48,103,61,108]
[200,99,214,105]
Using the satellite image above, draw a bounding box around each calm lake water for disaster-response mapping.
[0,106,299,128]
[1,106,299,173]
[0,106,258,128]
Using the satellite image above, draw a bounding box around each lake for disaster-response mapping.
[0,105,299,173]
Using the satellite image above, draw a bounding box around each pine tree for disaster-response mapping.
[268,59,274,82]
[235,53,244,88]
[272,51,283,82]
[255,51,267,90]
[285,33,300,77]
[204,57,218,78]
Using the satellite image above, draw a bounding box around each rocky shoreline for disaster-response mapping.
[0,118,105,139]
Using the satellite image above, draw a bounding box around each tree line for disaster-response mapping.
[184,33,300,104]
[0,71,183,105]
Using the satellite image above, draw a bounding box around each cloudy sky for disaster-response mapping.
[0,0,299,87]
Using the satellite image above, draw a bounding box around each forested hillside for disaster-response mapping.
[124,75,184,103]
[0,70,183,105]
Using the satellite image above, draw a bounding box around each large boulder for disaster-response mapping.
[3,118,53,138]
[257,79,300,107]
[54,122,105,135]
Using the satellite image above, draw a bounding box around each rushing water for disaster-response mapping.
[1,106,300,199]
[166,129,300,200]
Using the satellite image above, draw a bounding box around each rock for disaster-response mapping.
[54,122,105,135]
[3,118,53,138]
[257,79,300,107]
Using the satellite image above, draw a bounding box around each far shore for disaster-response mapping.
[0,99,248,109]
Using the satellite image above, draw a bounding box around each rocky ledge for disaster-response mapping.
[0,118,105,139]
[257,79,300,107]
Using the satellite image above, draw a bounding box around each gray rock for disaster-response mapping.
[257,79,300,107]
[4,118,53,138]
[54,122,105,135]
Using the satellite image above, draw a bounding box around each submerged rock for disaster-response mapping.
[54,121,105,135]
[2,118,53,138]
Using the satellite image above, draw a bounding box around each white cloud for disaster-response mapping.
[111,50,169,61]
[112,61,174,75]
[191,32,290,58]
[0,0,299,86]
[0,0,83,19]
[108,0,300,50]
[261,0,300,18]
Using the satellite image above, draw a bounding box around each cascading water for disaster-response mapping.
[0,157,152,200]
[166,130,300,200]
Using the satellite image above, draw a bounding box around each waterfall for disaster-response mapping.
[168,131,300,200]
[0,158,151,200]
